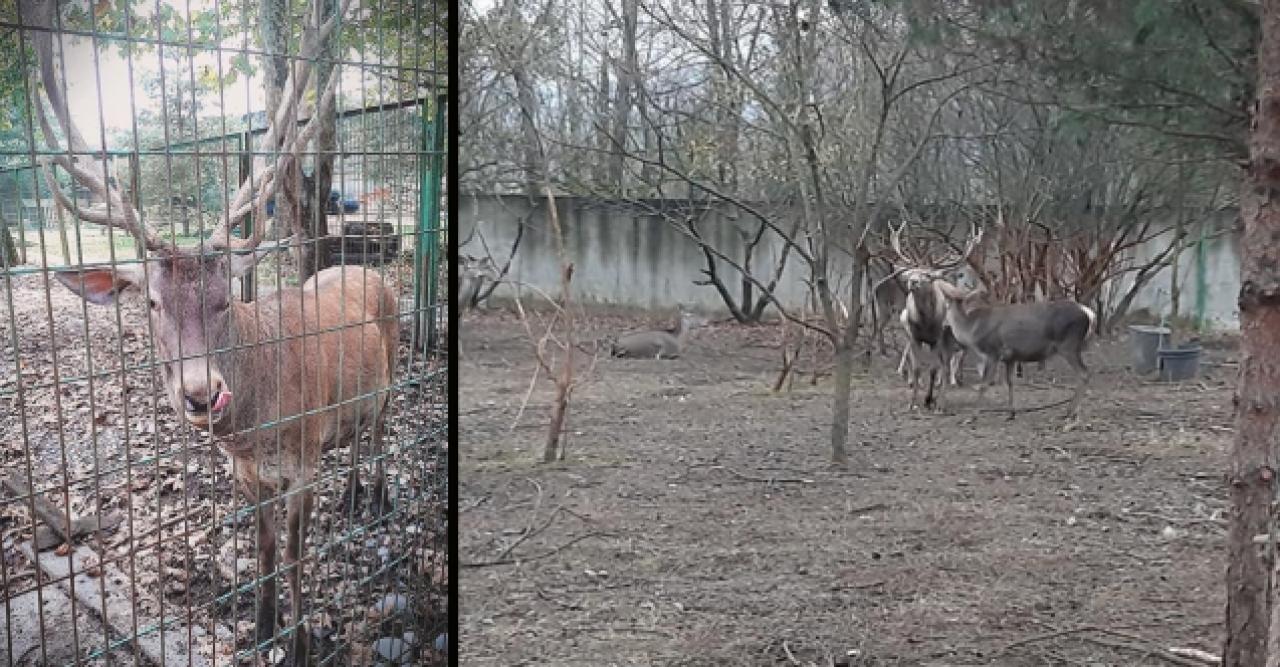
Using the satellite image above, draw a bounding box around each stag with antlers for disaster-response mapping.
[877,219,983,411]
[22,0,391,659]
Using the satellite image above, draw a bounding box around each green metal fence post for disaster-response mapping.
[415,94,446,352]
[1195,220,1207,330]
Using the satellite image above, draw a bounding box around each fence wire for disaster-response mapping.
[0,1,447,665]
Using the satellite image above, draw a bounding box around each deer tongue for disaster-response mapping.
[213,391,233,413]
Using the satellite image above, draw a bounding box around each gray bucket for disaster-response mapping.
[1129,325,1171,374]
[1157,343,1202,382]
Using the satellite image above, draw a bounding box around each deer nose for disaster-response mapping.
[183,380,228,414]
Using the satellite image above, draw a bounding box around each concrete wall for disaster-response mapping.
[1121,213,1241,329]
[460,194,826,313]
[461,193,1245,330]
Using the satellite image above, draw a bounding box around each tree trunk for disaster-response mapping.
[259,0,297,267]
[831,245,868,466]
[606,0,638,192]
[53,200,70,265]
[1226,2,1280,663]
[300,0,338,281]
[542,192,576,463]
[259,0,288,126]
[0,217,16,268]
[513,68,541,198]
[596,48,611,181]
[829,341,852,466]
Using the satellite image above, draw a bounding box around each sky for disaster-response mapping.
[59,37,261,145]
[49,0,371,151]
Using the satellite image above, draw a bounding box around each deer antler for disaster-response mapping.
[933,222,983,272]
[22,0,354,255]
[888,219,920,267]
[21,0,167,253]
[208,0,354,252]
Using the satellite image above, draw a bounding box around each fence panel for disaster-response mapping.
[0,1,447,664]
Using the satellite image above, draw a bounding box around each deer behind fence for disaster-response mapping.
[25,0,391,659]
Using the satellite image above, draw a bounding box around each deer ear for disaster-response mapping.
[55,265,145,306]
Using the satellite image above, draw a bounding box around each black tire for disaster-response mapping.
[342,221,396,237]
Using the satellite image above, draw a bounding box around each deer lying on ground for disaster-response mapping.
[611,306,707,359]
[881,220,983,411]
[27,0,383,659]
[936,282,1095,420]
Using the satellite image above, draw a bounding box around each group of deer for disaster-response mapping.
[870,221,1096,420]
[25,0,391,660]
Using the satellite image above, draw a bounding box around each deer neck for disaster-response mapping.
[943,298,981,346]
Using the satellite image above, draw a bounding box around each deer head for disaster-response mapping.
[23,0,351,428]
[888,218,983,294]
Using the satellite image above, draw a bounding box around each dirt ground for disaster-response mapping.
[459,308,1232,666]
[0,259,448,666]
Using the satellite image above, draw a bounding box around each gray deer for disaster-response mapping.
[611,305,707,359]
[936,281,1096,420]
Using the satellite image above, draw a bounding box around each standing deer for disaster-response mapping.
[611,305,708,359]
[867,255,964,386]
[24,0,382,659]
[936,282,1095,420]
[882,220,983,411]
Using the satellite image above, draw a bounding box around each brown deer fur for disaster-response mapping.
[58,253,397,656]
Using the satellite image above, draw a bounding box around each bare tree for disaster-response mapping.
[511,190,599,462]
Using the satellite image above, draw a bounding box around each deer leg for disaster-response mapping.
[928,346,946,411]
[906,340,925,409]
[368,403,392,517]
[284,486,314,661]
[247,484,280,651]
[1004,360,1017,420]
[1065,350,1090,419]
[898,345,912,383]
[340,457,365,518]
[339,417,367,517]
[974,355,993,402]
[923,364,938,410]
[908,365,919,410]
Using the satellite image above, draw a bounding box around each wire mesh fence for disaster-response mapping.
[0,1,447,665]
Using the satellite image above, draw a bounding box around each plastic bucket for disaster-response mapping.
[1129,325,1171,374]
[1157,343,1202,382]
